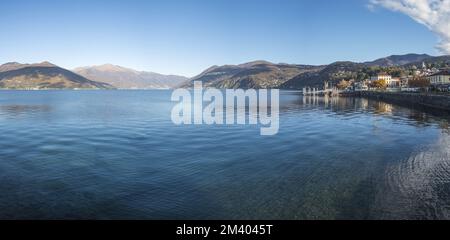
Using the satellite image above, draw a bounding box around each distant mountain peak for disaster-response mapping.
[74,64,189,89]
[238,60,274,67]
[2,62,20,65]
[38,61,56,66]
[0,62,28,72]
[0,61,58,72]
[74,64,137,73]
[0,62,112,89]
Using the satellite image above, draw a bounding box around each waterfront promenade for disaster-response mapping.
[343,91,450,111]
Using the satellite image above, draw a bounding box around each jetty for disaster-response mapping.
[302,82,340,97]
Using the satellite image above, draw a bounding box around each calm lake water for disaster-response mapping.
[0,90,449,220]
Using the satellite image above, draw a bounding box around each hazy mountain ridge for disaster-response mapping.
[364,54,432,67]
[74,64,189,89]
[403,55,450,68]
[0,62,113,89]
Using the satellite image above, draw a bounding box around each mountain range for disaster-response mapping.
[1,54,449,90]
[74,64,188,89]
[186,54,450,89]
[0,62,112,89]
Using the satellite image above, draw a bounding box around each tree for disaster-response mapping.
[337,79,351,90]
[370,79,387,89]
[357,72,368,81]
[388,68,403,78]
[408,76,430,88]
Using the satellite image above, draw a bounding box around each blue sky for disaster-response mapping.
[0,0,439,77]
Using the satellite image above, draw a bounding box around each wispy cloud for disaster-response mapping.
[369,0,450,54]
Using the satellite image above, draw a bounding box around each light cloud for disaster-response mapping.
[370,0,450,54]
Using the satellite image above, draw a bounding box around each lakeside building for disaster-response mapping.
[370,72,392,82]
[370,73,400,88]
[427,70,450,86]
[354,81,369,91]
[427,70,450,91]
[389,78,401,88]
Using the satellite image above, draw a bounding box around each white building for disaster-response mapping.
[354,81,368,91]
[427,70,450,86]
[389,78,401,88]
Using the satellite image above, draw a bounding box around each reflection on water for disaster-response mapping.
[0,105,51,116]
[0,90,449,219]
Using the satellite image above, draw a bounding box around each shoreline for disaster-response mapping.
[342,91,450,112]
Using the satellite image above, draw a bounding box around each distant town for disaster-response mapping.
[336,62,450,93]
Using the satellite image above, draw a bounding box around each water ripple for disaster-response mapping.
[0,91,449,219]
